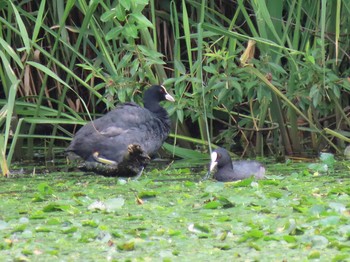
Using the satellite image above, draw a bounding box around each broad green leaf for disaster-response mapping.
[174,59,186,75]
[100,9,116,22]
[106,26,123,41]
[0,39,23,69]
[138,191,157,198]
[43,203,68,212]
[176,109,184,123]
[61,226,78,234]
[32,0,46,43]
[162,142,208,159]
[104,197,125,211]
[205,183,224,193]
[124,24,138,39]
[37,182,54,196]
[117,241,135,251]
[120,0,131,11]
[10,1,30,53]
[203,201,220,209]
[138,45,164,58]
[130,13,154,28]
[35,226,52,232]
[203,65,217,75]
[115,4,126,21]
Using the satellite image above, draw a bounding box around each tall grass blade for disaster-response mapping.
[0,134,9,177]
[10,1,30,53]
[32,0,46,43]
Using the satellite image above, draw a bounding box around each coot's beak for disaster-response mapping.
[209,151,218,172]
[165,93,175,102]
[161,85,175,102]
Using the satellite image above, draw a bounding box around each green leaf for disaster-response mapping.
[138,45,164,59]
[230,177,254,187]
[192,223,210,233]
[162,142,208,159]
[117,241,135,251]
[106,26,123,41]
[130,13,154,28]
[203,65,217,74]
[117,52,133,70]
[10,1,30,53]
[283,235,297,243]
[115,4,126,21]
[174,59,186,74]
[176,109,184,123]
[134,0,149,5]
[32,193,46,202]
[203,201,220,209]
[320,152,335,166]
[217,196,235,208]
[0,39,23,69]
[100,9,116,22]
[144,56,166,65]
[124,24,138,39]
[205,183,224,193]
[308,250,320,259]
[218,88,229,102]
[138,191,157,199]
[29,210,46,219]
[11,224,26,233]
[0,51,19,83]
[32,0,46,43]
[35,226,52,232]
[268,62,287,74]
[42,203,67,212]
[104,197,125,211]
[37,182,54,196]
[61,226,78,234]
[82,220,99,228]
[120,0,131,11]
[130,60,140,76]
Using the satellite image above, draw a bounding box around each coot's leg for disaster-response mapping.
[92,152,117,165]
[131,166,145,180]
[201,171,212,181]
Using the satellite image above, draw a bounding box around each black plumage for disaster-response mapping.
[66,85,174,177]
[205,147,265,182]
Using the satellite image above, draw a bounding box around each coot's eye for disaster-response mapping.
[217,153,221,159]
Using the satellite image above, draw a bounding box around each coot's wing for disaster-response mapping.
[71,103,155,138]
[231,160,265,180]
[93,103,156,132]
[67,103,167,161]
[93,116,169,162]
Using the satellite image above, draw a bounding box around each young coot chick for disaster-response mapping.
[66,85,175,177]
[205,147,265,182]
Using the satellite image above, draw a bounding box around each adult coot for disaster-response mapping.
[205,147,265,182]
[66,85,175,177]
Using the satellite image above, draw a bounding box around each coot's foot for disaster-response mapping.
[131,166,145,180]
[202,171,212,181]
